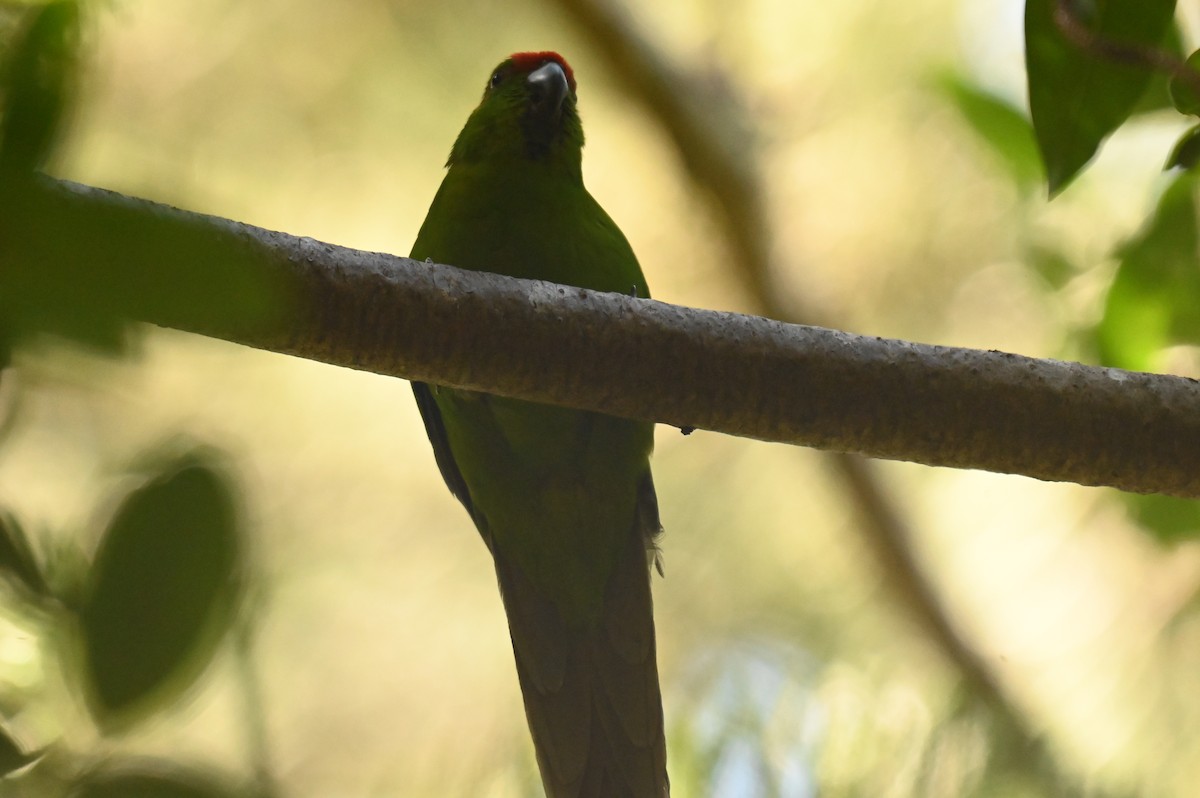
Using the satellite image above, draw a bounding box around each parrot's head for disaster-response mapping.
[447,51,584,173]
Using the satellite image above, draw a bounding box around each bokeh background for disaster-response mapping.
[3,0,1200,795]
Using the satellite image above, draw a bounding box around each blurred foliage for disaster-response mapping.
[0,722,38,775]
[1164,122,1200,170]
[1,176,290,356]
[953,2,1200,549]
[1095,171,1200,372]
[80,456,242,730]
[0,6,260,797]
[0,512,51,599]
[0,450,254,797]
[69,761,247,798]
[1132,22,1186,117]
[0,450,253,797]
[936,74,1041,195]
[1169,47,1200,117]
[1023,0,1176,194]
[1124,493,1200,545]
[0,3,287,358]
[1022,239,1078,292]
[0,0,77,177]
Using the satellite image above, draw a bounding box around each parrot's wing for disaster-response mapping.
[411,382,479,523]
[413,380,668,796]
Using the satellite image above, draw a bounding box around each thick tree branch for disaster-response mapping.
[17,176,1200,501]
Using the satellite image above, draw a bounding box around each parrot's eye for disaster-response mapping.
[488,70,503,90]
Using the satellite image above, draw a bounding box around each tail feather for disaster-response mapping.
[495,513,668,797]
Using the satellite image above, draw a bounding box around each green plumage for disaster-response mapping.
[409,53,668,797]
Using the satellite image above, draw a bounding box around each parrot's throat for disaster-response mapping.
[521,107,564,160]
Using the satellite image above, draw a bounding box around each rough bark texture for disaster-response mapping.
[24,177,1200,498]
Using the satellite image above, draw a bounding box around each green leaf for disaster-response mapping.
[0,724,36,776]
[80,456,242,729]
[937,73,1041,192]
[1169,49,1200,116]
[1025,0,1177,194]
[1165,123,1200,170]
[0,0,80,176]
[1131,22,1186,116]
[0,512,49,598]
[1094,171,1200,370]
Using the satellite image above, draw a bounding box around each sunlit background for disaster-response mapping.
[3,0,1200,795]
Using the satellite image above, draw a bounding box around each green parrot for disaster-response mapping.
[409,52,669,797]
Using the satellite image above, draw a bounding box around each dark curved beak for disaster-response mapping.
[527,61,569,116]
